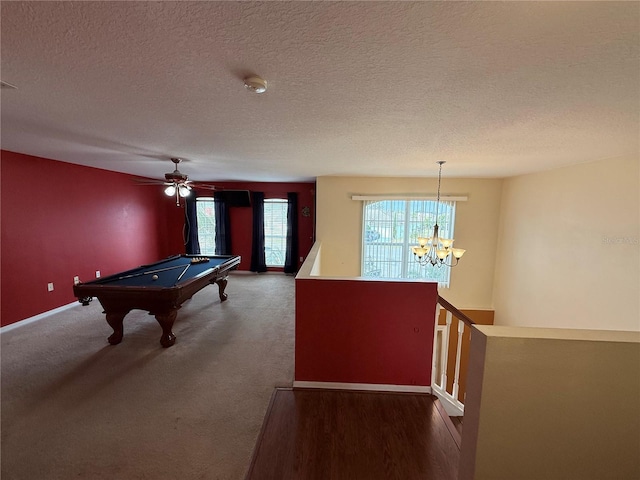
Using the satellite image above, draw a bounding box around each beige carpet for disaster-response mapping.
[1,273,295,480]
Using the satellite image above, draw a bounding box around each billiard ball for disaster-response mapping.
[152,274,159,281]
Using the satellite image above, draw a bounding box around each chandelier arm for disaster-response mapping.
[411,251,460,268]
[440,256,460,268]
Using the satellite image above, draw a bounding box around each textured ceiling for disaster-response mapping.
[1,1,638,182]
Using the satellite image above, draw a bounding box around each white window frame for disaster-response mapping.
[264,198,288,267]
[360,199,459,287]
[196,197,217,255]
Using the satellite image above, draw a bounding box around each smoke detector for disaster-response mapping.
[244,75,267,94]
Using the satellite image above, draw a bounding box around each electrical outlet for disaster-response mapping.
[95,271,101,278]
[73,276,80,285]
[300,256,304,262]
[47,282,54,292]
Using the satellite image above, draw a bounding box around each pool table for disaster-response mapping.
[73,254,241,347]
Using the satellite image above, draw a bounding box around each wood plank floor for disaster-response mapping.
[246,388,460,480]
[450,416,464,437]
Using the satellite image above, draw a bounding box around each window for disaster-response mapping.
[196,197,216,255]
[264,199,288,267]
[362,200,457,287]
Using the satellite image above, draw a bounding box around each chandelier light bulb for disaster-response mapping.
[178,185,191,197]
[440,238,454,249]
[412,246,427,258]
[164,185,176,196]
[436,249,449,260]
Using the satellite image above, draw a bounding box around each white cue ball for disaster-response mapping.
[152,275,159,280]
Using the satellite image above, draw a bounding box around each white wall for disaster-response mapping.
[316,176,503,309]
[493,156,639,331]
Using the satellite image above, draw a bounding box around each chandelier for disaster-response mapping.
[412,161,466,267]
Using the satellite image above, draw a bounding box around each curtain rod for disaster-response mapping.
[351,194,468,201]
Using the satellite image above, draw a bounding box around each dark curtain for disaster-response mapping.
[214,195,232,255]
[284,192,299,274]
[250,191,267,272]
[184,191,201,255]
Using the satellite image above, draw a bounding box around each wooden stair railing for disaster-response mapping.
[437,296,476,328]
[431,295,477,416]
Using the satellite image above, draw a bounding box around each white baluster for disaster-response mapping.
[441,310,452,390]
[452,319,465,401]
[432,304,441,389]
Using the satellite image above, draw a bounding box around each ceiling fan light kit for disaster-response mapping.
[162,157,192,206]
[244,75,267,94]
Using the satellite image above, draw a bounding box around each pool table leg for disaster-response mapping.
[154,309,178,348]
[105,312,127,345]
[215,276,229,302]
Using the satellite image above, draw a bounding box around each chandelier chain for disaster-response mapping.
[436,161,444,222]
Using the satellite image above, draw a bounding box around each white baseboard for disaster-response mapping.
[293,381,431,394]
[1,302,81,333]
[431,385,465,416]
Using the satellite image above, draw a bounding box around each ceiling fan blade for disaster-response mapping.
[195,183,217,190]
[133,178,166,185]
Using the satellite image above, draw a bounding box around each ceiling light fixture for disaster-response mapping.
[163,158,192,206]
[412,161,466,267]
[244,75,267,94]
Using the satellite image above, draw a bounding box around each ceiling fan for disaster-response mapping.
[135,158,216,206]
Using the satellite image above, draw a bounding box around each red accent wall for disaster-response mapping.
[295,278,438,386]
[186,182,316,271]
[0,151,183,326]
